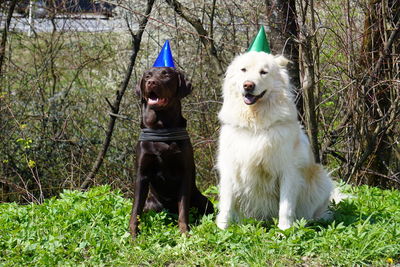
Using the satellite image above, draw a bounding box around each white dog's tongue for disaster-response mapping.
[244,94,257,105]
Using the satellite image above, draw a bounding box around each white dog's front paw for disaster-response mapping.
[216,215,229,229]
[216,221,228,230]
[278,220,292,230]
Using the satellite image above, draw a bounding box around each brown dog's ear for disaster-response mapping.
[177,71,192,98]
[135,76,144,98]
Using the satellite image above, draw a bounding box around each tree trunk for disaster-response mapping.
[298,0,321,163]
[265,0,302,118]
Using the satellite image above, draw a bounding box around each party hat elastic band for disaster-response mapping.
[153,40,175,68]
[247,26,271,53]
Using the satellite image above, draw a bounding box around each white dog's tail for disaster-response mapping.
[330,187,350,204]
[320,184,352,221]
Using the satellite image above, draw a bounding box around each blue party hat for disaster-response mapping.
[153,40,175,68]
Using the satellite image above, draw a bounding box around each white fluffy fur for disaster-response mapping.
[216,51,334,230]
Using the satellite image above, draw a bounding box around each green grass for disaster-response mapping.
[1,185,399,266]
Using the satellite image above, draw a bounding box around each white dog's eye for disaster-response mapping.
[260,70,268,75]
[241,68,247,72]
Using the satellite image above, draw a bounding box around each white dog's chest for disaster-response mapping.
[232,162,280,219]
[220,125,282,169]
[219,126,282,219]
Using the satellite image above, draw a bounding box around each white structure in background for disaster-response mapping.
[28,1,33,37]
[2,1,129,34]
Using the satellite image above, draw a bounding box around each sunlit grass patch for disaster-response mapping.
[1,184,399,266]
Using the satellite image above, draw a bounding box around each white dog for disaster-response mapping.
[216,51,334,230]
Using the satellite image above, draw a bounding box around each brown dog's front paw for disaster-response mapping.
[130,228,139,240]
[179,226,191,238]
[179,223,190,234]
[129,222,139,240]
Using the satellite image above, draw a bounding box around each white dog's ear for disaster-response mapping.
[274,55,290,68]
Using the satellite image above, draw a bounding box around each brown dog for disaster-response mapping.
[129,67,214,238]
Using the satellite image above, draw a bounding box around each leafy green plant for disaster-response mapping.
[1,184,399,266]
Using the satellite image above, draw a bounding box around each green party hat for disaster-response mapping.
[247,26,271,53]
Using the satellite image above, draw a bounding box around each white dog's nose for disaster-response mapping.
[243,81,255,92]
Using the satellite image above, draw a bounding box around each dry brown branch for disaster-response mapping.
[165,0,224,77]
[0,0,17,76]
[80,0,156,190]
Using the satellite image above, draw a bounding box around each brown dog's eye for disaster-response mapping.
[161,70,168,75]
[241,68,247,72]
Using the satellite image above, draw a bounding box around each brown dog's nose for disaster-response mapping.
[243,81,255,92]
[146,79,157,88]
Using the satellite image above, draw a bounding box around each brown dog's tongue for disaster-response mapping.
[148,98,168,106]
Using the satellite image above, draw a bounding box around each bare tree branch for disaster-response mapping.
[80,0,156,190]
[0,0,18,77]
[165,0,224,77]
[365,17,400,87]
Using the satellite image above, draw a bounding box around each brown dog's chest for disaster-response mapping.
[138,140,191,178]
[143,109,159,127]
[141,140,182,156]
[137,140,193,201]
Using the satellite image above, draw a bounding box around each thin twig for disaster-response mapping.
[80,0,156,190]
